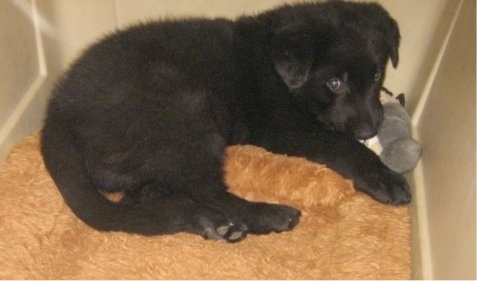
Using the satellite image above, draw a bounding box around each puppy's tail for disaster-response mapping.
[40,120,169,235]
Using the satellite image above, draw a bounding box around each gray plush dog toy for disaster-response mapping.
[362,88,422,174]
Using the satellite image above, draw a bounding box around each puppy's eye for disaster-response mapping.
[326,77,347,94]
[373,71,382,81]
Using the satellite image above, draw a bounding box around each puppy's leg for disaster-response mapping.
[170,131,300,235]
[126,185,300,239]
[256,129,411,205]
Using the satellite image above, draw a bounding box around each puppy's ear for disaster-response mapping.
[386,18,400,68]
[272,25,314,90]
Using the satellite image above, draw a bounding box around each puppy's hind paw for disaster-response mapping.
[196,211,248,243]
[204,222,248,242]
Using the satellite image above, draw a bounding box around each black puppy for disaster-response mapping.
[41,1,411,242]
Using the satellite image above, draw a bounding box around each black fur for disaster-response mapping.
[41,1,411,242]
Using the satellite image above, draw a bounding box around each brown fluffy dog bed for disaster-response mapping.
[0,133,410,279]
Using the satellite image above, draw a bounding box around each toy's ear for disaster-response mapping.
[396,93,406,107]
[272,24,314,90]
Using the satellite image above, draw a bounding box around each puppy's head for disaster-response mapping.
[271,1,400,140]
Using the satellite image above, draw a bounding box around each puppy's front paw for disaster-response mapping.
[355,167,412,205]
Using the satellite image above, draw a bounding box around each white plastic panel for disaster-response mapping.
[0,1,39,132]
[413,0,476,278]
[0,0,47,161]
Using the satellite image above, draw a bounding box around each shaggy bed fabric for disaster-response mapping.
[0,133,410,279]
